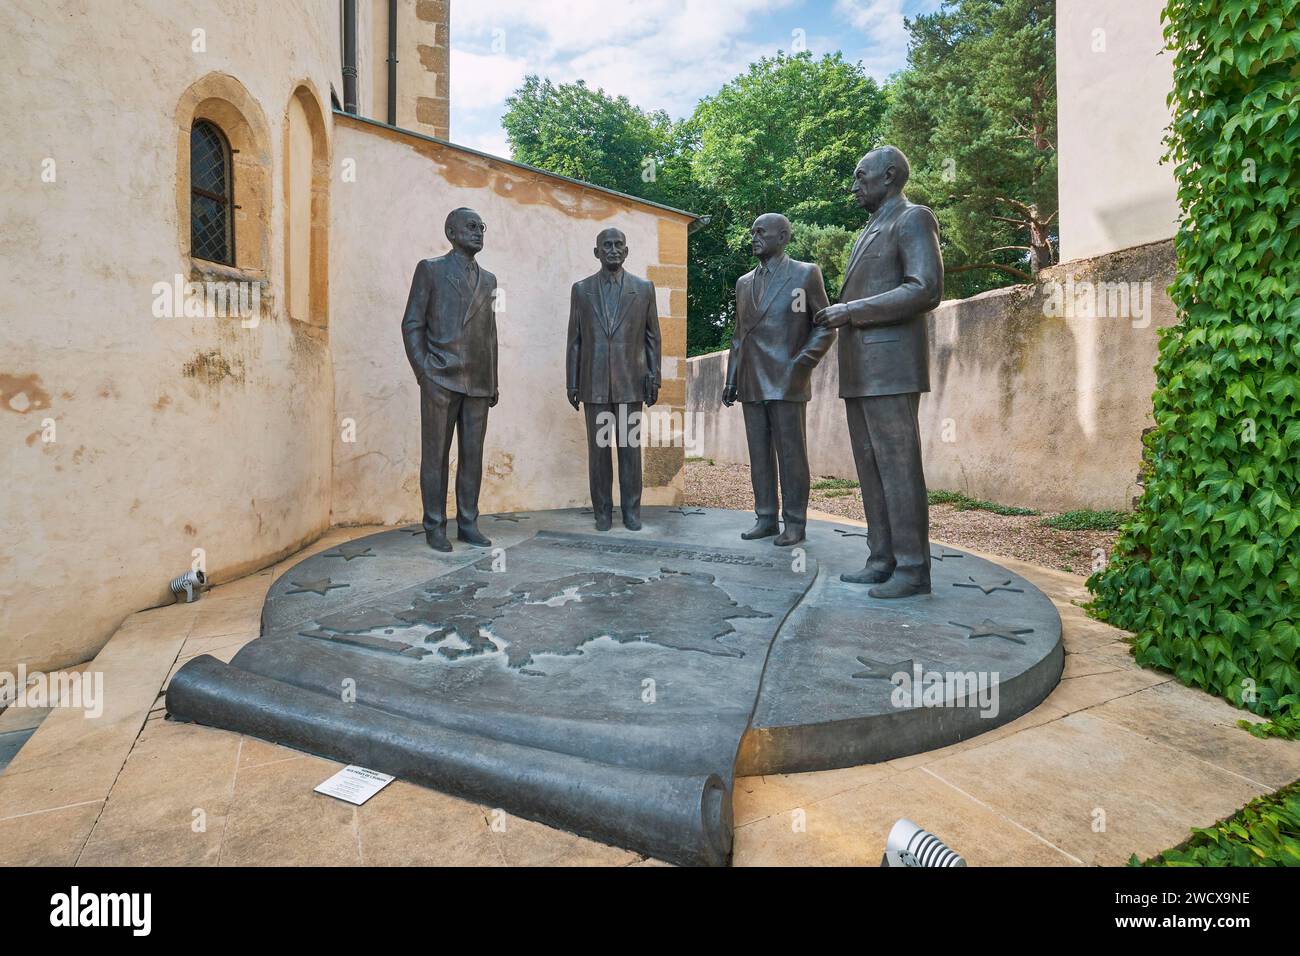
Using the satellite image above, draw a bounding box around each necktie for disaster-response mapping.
[755,265,769,305]
[603,276,619,324]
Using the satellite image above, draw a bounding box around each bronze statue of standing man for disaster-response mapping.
[814,146,943,598]
[724,214,833,546]
[401,207,499,552]
[567,227,662,531]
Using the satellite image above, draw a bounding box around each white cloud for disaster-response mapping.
[450,48,529,111]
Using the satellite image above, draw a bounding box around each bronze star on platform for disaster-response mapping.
[949,619,1034,645]
[324,543,375,561]
[286,577,349,597]
[852,656,913,680]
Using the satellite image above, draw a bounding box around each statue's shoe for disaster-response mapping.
[773,525,805,547]
[622,512,642,531]
[868,576,931,599]
[457,525,492,547]
[741,521,779,540]
[594,513,613,532]
[425,530,452,553]
[840,566,892,585]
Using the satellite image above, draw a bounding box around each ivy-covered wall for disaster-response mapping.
[1089,0,1300,731]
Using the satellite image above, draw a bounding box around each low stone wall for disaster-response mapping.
[687,240,1177,513]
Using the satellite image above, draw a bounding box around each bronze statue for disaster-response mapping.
[566,227,662,531]
[401,207,499,552]
[814,146,943,598]
[723,214,833,546]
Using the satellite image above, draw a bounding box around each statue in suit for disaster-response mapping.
[723,213,833,546]
[401,207,499,552]
[814,146,943,599]
[566,227,662,531]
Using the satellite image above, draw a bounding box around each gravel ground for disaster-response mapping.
[684,459,1121,575]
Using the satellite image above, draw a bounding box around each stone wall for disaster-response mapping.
[687,240,1177,513]
[329,114,689,525]
[0,0,342,675]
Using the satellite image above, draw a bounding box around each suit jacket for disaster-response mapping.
[401,252,498,398]
[725,255,833,403]
[836,194,943,398]
[566,270,661,405]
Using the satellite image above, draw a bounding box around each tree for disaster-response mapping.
[502,76,675,201]
[883,0,1057,297]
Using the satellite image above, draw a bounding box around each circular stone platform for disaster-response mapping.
[168,507,1061,866]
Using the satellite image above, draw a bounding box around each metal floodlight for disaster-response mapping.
[881,817,966,867]
[169,569,207,604]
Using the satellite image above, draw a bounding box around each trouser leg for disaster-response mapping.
[769,400,810,527]
[615,402,643,519]
[454,394,491,531]
[419,381,460,534]
[742,401,778,523]
[845,396,894,573]
[865,392,930,584]
[584,403,614,517]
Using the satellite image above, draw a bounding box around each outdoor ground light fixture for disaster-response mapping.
[882,818,967,867]
[169,569,207,604]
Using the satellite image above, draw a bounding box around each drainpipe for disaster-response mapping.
[342,0,358,115]
[386,0,398,125]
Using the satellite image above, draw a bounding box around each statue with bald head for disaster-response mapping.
[813,145,944,598]
[401,207,499,552]
[723,213,834,546]
[566,226,662,531]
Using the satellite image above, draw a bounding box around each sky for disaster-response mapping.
[449,0,946,157]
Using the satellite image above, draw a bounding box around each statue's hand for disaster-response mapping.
[644,375,659,407]
[567,388,580,410]
[814,303,850,329]
[722,384,737,407]
[489,390,499,408]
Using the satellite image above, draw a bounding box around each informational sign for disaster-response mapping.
[314,765,394,805]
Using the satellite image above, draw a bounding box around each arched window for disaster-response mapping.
[189,120,234,264]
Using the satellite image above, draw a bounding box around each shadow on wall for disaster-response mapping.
[687,240,1177,512]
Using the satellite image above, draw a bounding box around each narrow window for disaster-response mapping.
[190,120,234,264]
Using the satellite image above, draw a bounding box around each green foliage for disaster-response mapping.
[928,489,1039,516]
[1088,0,1300,728]
[692,52,887,231]
[787,222,857,300]
[883,0,1057,297]
[1042,510,1128,531]
[812,477,860,491]
[503,76,674,200]
[1131,779,1300,866]
[1239,712,1300,741]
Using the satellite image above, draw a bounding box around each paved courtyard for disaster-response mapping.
[1,514,1296,866]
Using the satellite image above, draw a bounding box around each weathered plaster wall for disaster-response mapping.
[688,241,1177,512]
[1057,0,1179,262]
[0,1,341,672]
[329,115,689,526]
